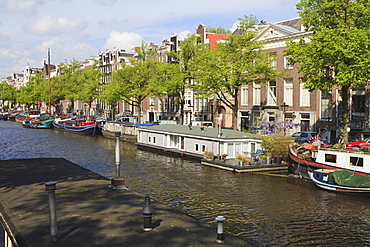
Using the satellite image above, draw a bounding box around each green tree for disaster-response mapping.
[165,34,206,125]
[58,60,82,111]
[0,82,16,110]
[74,62,104,115]
[194,16,281,130]
[286,0,370,144]
[109,42,159,124]
[17,72,45,110]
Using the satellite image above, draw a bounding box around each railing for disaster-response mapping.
[0,220,14,247]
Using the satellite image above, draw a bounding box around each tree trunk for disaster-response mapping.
[339,85,350,146]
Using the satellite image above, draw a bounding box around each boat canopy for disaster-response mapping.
[329,170,370,188]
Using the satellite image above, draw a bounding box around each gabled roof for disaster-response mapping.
[138,124,261,140]
[254,23,301,41]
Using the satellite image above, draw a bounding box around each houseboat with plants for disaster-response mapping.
[136,124,262,160]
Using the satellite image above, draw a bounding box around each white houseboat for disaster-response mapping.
[137,124,262,159]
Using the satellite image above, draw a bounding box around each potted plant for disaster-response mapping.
[235,153,247,166]
[203,150,214,161]
[261,135,292,164]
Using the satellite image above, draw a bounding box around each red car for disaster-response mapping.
[346,137,370,150]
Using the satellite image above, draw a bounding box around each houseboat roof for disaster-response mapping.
[138,124,261,140]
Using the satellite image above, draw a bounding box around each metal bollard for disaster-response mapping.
[142,195,153,231]
[215,215,226,244]
[115,131,121,177]
[45,181,58,243]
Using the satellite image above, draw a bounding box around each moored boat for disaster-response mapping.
[52,115,102,135]
[309,169,370,196]
[15,110,41,122]
[289,143,370,179]
[23,118,54,129]
[0,113,8,120]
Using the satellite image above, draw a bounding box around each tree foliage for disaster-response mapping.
[108,42,160,123]
[194,15,282,129]
[164,34,207,124]
[286,0,370,143]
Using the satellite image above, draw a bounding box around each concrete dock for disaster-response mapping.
[0,158,251,246]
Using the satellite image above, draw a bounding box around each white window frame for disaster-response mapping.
[267,81,277,106]
[300,83,310,106]
[241,86,248,105]
[253,82,261,106]
[284,79,293,106]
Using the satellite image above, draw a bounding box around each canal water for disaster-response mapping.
[1,121,370,246]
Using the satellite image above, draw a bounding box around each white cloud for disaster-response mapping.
[94,0,117,6]
[27,16,88,36]
[103,31,143,52]
[6,0,39,15]
[34,37,98,63]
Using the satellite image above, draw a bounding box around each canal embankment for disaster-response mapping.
[0,158,251,247]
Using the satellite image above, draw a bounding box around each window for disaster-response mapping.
[270,52,277,68]
[253,112,261,127]
[284,79,293,106]
[195,143,199,152]
[352,88,365,120]
[300,113,310,131]
[267,81,277,105]
[150,97,155,106]
[201,145,206,152]
[300,83,310,106]
[148,136,155,144]
[185,91,193,106]
[241,87,248,105]
[321,91,332,119]
[325,154,337,163]
[284,55,293,69]
[350,156,363,167]
[253,82,261,105]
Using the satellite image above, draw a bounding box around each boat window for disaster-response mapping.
[201,144,206,152]
[325,154,337,163]
[350,156,363,167]
[195,143,199,152]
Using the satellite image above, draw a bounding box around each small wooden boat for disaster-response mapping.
[15,110,41,122]
[23,118,54,129]
[52,115,102,135]
[309,169,370,196]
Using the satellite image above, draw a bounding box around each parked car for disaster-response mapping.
[346,137,370,150]
[292,132,319,144]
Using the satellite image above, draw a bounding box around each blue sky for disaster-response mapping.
[0,0,300,78]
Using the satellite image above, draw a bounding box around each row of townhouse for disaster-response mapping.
[2,17,369,143]
[104,17,369,143]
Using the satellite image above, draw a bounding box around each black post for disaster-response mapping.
[142,195,153,231]
[45,181,58,243]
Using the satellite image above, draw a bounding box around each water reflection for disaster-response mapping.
[1,121,370,246]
